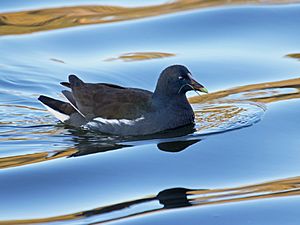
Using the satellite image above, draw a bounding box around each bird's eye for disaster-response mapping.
[178,76,184,80]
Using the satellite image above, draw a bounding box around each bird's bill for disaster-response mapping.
[190,78,208,93]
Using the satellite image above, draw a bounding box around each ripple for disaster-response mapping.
[194,102,265,135]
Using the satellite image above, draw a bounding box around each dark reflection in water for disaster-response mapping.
[0,124,197,169]
[71,124,197,156]
[2,175,300,225]
[49,58,65,64]
[157,140,200,152]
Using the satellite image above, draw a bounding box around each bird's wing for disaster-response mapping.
[66,75,153,120]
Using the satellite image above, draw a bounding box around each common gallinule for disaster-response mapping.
[38,65,208,135]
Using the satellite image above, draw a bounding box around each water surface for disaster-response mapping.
[1,1,300,224]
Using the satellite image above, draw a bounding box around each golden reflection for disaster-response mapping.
[286,53,300,60]
[2,175,300,224]
[0,0,299,36]
[189,77,300,132]
[194,104,248,131]
[189,77,300,104]
[0,104,45,111]
[188,176,300,205]
[0,128,65,141]
[105,52,176,62]
[0,148,77,169]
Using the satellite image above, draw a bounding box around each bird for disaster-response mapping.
[38,65,208,136]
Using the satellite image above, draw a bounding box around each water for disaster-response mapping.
[1,1,300,224]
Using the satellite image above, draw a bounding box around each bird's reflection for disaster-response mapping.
[81,187,195,219]
[0,124,200,170]
[6,175,300,224]
[70,175,300,223]
[157,140,200,152]
[69,123,199,157]
[78,175,300,224]
[156,187,193,208]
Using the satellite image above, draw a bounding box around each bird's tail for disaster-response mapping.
[38,95,76,122]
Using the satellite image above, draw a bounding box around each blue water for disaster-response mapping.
[1,1,300,224]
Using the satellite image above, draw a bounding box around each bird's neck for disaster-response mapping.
[151,93,195,130]
[152,92,191,110]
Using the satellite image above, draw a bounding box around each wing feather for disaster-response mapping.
[67,75,152,120]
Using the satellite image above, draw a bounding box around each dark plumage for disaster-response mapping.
[38,65,208,135]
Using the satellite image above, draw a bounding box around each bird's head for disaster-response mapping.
[154,65,208,97]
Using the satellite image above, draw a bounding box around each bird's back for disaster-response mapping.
[68,75,153,120]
